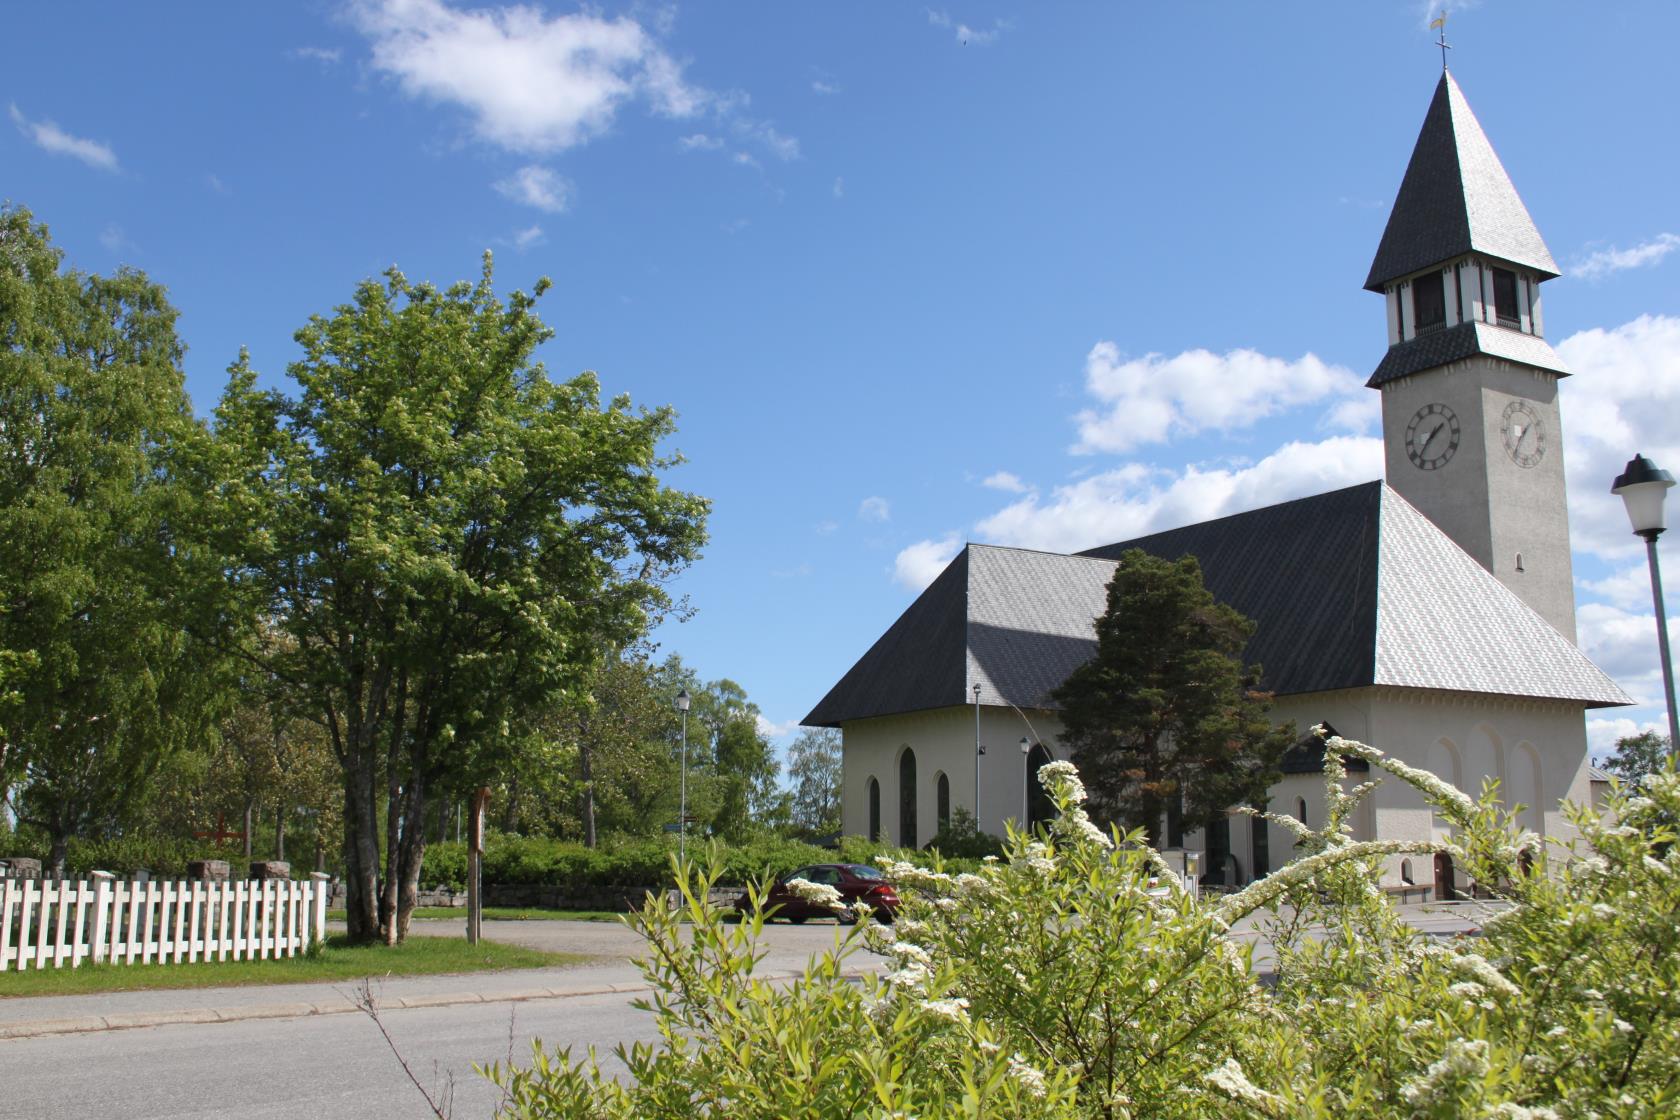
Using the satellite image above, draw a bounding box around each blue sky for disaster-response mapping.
[7,1,1679,764]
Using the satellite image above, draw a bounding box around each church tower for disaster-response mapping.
[1368,70,1576,640]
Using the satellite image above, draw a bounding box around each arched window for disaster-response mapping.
[1400,858,1415,885]
[867,777,881,842]
[898,748,917,848]
[1026,743,1055,829]
[1296,797,1309,829]
[1250,809,1269,879]
[936,772,951,834]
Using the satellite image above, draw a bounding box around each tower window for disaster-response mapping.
[1492,268,1520,328]
[1515,552,1524,572]
[1412,271,1446,333]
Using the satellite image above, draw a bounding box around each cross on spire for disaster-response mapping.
[1431,11,1452,71]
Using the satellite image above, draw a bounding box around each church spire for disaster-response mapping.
[1365,71,1558,293]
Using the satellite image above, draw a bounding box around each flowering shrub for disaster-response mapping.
[486,736,1680,1118]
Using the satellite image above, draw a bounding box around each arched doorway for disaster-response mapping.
[935,772,951,835]
[867,777,881,842]
[1250,810,1270,879]
[1025,743,1055,830]
[898,748,917,848]
[1434,851,1456,900]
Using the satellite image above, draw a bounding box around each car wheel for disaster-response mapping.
[787,915,807,924]
[873,908,894,925]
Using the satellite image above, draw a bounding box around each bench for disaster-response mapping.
[1384,883,1432,904]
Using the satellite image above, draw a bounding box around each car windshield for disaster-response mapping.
[845,865,887,881]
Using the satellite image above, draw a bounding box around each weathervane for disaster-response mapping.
[1430,11,1451,71]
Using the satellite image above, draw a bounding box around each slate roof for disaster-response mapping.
[803,546,1115,726]
[1367,320,1570,389]
[804,483,1630,727]
[1365,71,1558,293]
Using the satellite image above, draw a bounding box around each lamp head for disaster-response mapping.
[1019,736,1031,755]
[675,688,691,713]
[1612,453,1676,539]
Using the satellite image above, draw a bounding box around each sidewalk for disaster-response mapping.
[0,958,656,1041]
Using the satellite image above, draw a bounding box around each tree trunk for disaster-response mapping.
[243,800,254,859]
[579,716,597,849]
[393,768,427,942]
[274,802,286,863]
[48,830,69,880]
[341,760,382,943]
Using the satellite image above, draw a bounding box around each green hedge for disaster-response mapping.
[418,834,855,892]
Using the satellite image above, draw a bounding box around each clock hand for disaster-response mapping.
[1420,422,1444,452]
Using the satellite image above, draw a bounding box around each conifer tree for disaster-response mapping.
[1052,549,1291,844]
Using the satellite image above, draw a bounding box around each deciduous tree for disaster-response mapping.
[209,257,707,942]
[0,206,220,874]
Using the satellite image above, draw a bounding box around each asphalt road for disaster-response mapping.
[0,987,653,1120]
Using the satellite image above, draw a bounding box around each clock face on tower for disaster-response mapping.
[1405,403,1461,470]
[1500,400,1546,469]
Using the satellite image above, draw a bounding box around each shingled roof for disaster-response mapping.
[1365,71,1559,292]
[804,482,1629,727]
[1367,319,1570,389]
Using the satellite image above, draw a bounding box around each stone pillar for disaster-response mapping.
[187,859,232,882]
[0,857,42,881]
[248,861,291,882]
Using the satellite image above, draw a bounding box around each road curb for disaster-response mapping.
[0,967,871,1040]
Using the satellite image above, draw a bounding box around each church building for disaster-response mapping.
[803,70,1630,897]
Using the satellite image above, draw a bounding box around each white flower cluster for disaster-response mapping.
[1327,734,1479,820]
[1451,952,1520,999]
[917,996,969,1023]
[1399,1038,1490,1111]
[1203,1057,1281,1111]
[1037,760,1084,803]
[783,877,844,911]
[1006,1055,1048,1099]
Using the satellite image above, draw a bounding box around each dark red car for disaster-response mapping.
[731,863,899,924]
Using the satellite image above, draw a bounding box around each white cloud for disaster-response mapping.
[975,436,1383,554]
[1557,315,1680,563]
[982,471,1031,494]
[494,164,571,212]
[814,519,839,535]
[512,224,544,250]
[352,0,705,154]
[678,132,722,151]
[1572,233,1680,282]
[8,104,119,172]
[1073,342,1364,454]
[290,45,342,64]
[1579,565,1656,612]
[1575,600,1680,712]
[926,9,1008,45]
[206,173,229,194]
[1322,394,1381,435]
[812,79,841,96]
[859,496,891,522]
[832,176,845,199]
[1586,716,1667,760]
[894,534,963,591]
[98,224,138,255]
[732,151,761,169]
[756,714,800,741]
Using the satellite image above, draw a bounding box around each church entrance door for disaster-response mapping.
[1434,852,1456,901]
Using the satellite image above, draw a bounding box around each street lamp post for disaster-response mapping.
[1612,453,1680,758]
[1019,737,1032,832]
[675,688,692,865]
[972,683,984,827]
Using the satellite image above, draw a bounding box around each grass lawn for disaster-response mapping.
[329,906,630,923]
[0,935,587,999]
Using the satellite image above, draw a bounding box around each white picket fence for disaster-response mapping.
[0,872,329,972]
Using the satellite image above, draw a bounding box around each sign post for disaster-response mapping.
[467,787,490,944]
